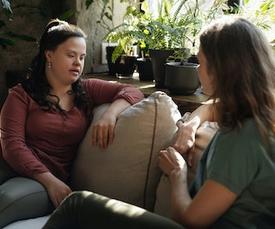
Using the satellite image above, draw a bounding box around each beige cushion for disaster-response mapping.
[71,91,181,211]
[154,121,218,217]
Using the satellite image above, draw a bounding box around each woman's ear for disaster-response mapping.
[45,50,53,62]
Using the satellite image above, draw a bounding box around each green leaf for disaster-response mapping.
[260,2,270,13]
[0,37,15,48]
[112,45,124,63]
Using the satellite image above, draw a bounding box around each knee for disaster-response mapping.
[63,191,96,206]
[0,177,49,210]
[62,191,110,212]
[0,177,52,227]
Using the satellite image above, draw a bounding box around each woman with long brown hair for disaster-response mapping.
[43,17,275,229]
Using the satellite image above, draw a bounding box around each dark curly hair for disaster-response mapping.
[22,19,91,116]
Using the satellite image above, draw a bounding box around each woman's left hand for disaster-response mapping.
[158,147,188,182]
[91,113,116,149]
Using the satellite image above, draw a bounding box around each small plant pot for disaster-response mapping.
[165,62,200,95]
[115,55,137,78]
[106,46,136,78]
[136,58,154,81]
[187,55,199,64]
[149,49,174,88]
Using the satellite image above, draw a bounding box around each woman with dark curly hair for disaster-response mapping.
[43,17,275,229]
[0,19,143,208]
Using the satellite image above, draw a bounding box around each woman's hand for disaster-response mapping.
[46,176,72,208]
[91,113,116,149]
[172,117,200,167]
[158,147,188,184]
[34,172,72,208]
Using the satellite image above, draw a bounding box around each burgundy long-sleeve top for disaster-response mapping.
[0,79,144,182]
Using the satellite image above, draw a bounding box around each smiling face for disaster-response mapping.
[45,36,86,87]
[197,47,214,96]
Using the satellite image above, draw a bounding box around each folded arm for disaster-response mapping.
[82,79,144,148]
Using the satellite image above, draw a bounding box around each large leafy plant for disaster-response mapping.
[103,0,275,64]
[105,0,228,63]
[104,4,149,62]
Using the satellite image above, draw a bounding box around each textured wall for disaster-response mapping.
[76,0,128,73]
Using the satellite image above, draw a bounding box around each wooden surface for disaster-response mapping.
[85,73,210,114]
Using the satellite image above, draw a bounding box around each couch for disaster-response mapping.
[0,91,217,228]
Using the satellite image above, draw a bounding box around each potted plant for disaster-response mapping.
[145,0,184,88]
[139,0,226,88]
[130,4,154,81]
[89,1,139,78]
[112,3,154,81]
[104,24,138,78]
[165,48,200,95]
[163,0,228,94]
[104,0,182,85]
[165,0,275,95]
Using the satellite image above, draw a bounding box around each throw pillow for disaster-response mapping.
[71,91,181,211]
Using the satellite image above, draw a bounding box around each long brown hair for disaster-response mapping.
[200,17,275,139]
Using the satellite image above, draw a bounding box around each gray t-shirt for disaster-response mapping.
[192,119,275,228]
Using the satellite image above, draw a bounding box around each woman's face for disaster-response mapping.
[45,37,86,86]
[197,47,214,96]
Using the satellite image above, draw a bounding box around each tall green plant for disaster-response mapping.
[236,0,275,49]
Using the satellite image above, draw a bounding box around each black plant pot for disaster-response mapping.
[106,46,117,76]
[149,49,174,88]
[136,58,154,81]
[165,62,200,95]
[116,56,136,78]
[187,55,199,64]
[106,46,136,78]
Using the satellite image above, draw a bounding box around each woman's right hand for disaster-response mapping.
[46,175,72,208]
[172,117,200,167]
[158,147,188,184]
[34,172,72,208]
